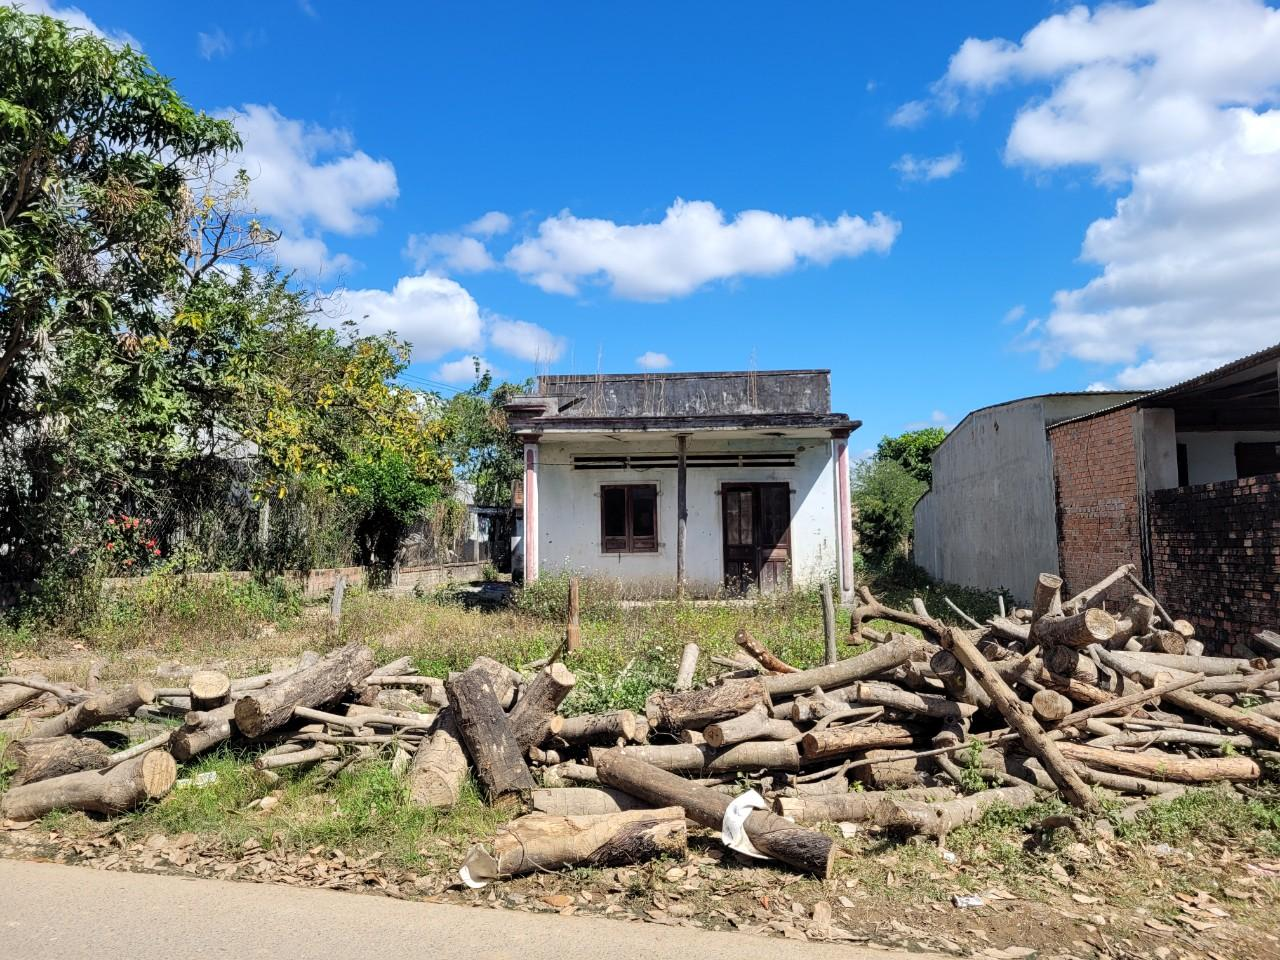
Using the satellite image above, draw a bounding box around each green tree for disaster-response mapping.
[439,361,529,506]
[875,427,946,485]
[852,457,926,563]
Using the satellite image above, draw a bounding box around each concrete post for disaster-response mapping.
[832,430,854,602]
[676,433,688,598]
[523,441,539,583]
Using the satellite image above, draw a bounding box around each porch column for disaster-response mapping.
[832,429,854,602]
[676,434,689,598]
[523,438,540,583]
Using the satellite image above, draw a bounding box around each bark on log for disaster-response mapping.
[169,702,236,762]
[801,723,915,762]
[941,628,1098,811]
[1031,689,1073,723]
[735,628,798,673]
[1031,573,1063,624]
[1045,647,1099,685]
[188,671,231,712]
[1140,630,1186,655]
[23,683,155,741]
[763,635,923,698]
[703,704,799,748]
[1124,652,1262,676]
[852,587,947,644]
[645,677,770,732]
[1195,666,1280,695]
[0,676,88,705]
[1058,742,1260,782]
[1063,563,1135,614]
[774,787,954,824]
[0,674,48,718]
[254,743,339,771]
[930,649,992,710]
[553,710,639,746]
[445,664,535,807]
[589,744,709,772]
[1087,729,1253,751]
[447,657,520,710]
[706,740,800,773]
[1071,763,1186,795]
[464,807,686,880]
[2,736,111,786]
[0,751,176,821]
[234,644,375,739]
[508,663,576,752]
[875,784,1036,838]
[853,749,932,790]
[406,708,470,809]
[530,787,649,816]
[594,751,837,877]
[1031,608,1117,648]
[1111,596,1156,646]
[674,642,700,691]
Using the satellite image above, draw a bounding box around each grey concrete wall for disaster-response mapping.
[536,370,830,418]
[913,399,1056,603]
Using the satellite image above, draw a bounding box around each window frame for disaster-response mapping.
[599,483,659,554]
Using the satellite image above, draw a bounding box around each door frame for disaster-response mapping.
[719,481,793,594]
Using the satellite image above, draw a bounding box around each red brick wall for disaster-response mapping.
[1148,473,1280,654]
[1047,408,1142,601]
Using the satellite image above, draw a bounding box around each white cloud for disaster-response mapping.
[489,317,567,363]
[436,355,500,384]
[636,351,672,370]
[905,409,953,430]
[894,151,963,182]
[1002,304,1026,325]
[889,99,929,128]
[197,27,231,60]
[404,232,495,273]
[505,198,900,300]
[939,0,1280,389]
[16,0,136,45]
[271,233,355,280]
[336,274,483,362]
[464,211,512,237]
[220,104,397,241]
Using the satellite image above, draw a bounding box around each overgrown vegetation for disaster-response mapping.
[852,427,947,565]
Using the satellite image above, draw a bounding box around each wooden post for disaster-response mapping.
[832,429,854,602]
[565,577,581,652]
[820,581,837,665]
[328,573,346,636]
[676,433,688,598]
[522,439,539,583]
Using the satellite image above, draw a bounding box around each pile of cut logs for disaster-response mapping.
[2,562,1278,885]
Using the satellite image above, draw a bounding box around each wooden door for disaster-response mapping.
[721,483,791,595]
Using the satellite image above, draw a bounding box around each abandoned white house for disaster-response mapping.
[505,370,859,599]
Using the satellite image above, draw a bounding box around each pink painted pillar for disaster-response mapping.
[523,441,539,583]
[832,430,854,601]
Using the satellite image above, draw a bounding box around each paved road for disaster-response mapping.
[0,859,938,960]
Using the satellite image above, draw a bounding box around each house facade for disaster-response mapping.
[506,370,859,599]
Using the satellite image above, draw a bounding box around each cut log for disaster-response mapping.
[1123,651,1262,676]
[0,674,49,718]
[941,627,1098,811]
[0,750,176,821]
[565,576,581,653]
[541,761,600,785]
[1045,646,1099,685]
[800,723,915,762]
[169,702,236,762]
[703,704,798,748]
[1031,608,1117,648]
[875,784,1036,837]
[445,664,535,808]
[448,657,520,710]
[763,635,924,698]
[1071,763,1185,795]
[553,710,639,746]
[2,736,111,787]
[645,677,770,732]
[930,649,991,710]
[463,807,686,881]
[1058,742,1260,782]
[1030,573,1063,624]
[23,683,155,741]
[674,642,700,691]
[774,787,954,824]
[234,644,375,739]
[0,676,88,705]
[1031,689,1073,723]
[188,671,231,712]
[407,708,469,809]
[589,744,709,772]
[1062,563,1135,614]
[707,740,800,773]
[254,743,339,771]
[845,681,977,722]
[1140,630,1186,655]
[594,751,837,877]
[530,786,653,816]
[1251,630,1280,657]
[508,662,576,752]
[1110,596,1156,646]
[852,587,947,644]
[102,730,173,770]
[735,628,797,673]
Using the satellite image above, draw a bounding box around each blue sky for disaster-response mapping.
[24,1,1280,451]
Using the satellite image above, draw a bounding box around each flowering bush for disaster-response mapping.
[101,514,162,574]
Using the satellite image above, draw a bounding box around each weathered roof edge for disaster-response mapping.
[509,412,860,435]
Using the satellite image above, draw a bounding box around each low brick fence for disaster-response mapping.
[1148,472,1280,654]
[99,562,485,600]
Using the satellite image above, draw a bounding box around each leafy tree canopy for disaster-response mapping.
[875,427,946,485]
[438,362,529,506]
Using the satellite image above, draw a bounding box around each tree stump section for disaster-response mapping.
[645,677,770,732]
[508,662,576,753]
[445,665,535,808]
[0,750,176,821]
[2,736,111,786]
[188,671,231,712]
[775,786,954,824]
[1031,608,1117,648]
[553,710,639,746]
[234,643,375,739]
[801,723,915,762]
[407,708,470,809]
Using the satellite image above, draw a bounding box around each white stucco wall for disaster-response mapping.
[533,435,838,595]
[1178,430,1280,485]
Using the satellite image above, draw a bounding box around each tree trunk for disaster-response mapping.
[774,787,954,824]
[447,657,520,710]
[1058,742,1260,782]
[445,664,535,808]
[589,743,709,772]
[0,751,176,821]
[1030,573,1063,624]
[553,710,639,746]
[508,663,576,753]
[645,677,770,732]
[2,736,111,786]
[930,649,992,710]
[1045,646,1099,685]
[875,784,1036,837]
[406,708,470,809]
[706,740,800,773]
[801,723,914,762]
[941,628,1098,811]
[170,702,236,762]
[24,683,155,741]
[853,749,931,790]
[462,807,686,881]
[188,671,231,712]
[1031,689,1073,723]
[1031,608,1117,648]
[674,643,700,692]
[234,644,375,739]
[703,704,798,747]
[594,751,837,877]
[530,786,650,816]
[763,635,923,698]
[735,628,797,673]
